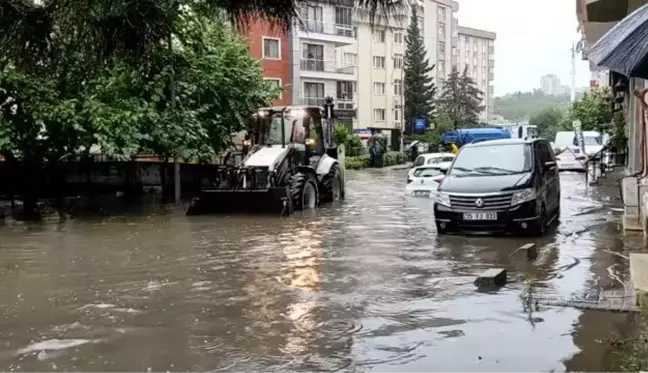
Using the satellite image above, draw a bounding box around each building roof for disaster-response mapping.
[457,26,496,40]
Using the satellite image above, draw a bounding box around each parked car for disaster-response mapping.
[406,165,446,198]
[556,146,586,172]
[434,138,560,236]
[408,152,455,180]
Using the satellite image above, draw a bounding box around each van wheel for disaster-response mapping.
[529,205,547,237]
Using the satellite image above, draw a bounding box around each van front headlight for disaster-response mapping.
[511,188,536,206]
[436,192,451,207]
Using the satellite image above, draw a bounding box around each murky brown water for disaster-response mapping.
[0,169,641,372]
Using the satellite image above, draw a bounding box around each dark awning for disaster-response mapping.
[585,0,629,22]
[588,2,648,79]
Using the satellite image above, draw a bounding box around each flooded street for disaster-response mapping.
[0,168,641,372]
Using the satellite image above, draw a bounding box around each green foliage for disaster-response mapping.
[403,6,436,132]
[494,90,572,121]
[0,17,276,166]
[609,110,628,151]
[346,154,369,169]
[528,108,566,141]
[345,151,404,170]
[569,86,614,133]
[333,124,364,154]
[438,66,484,128]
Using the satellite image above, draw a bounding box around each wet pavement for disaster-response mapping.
[0,168,642,372]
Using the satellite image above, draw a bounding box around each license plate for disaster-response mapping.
[414,190,431,197]
[463,212,497,220]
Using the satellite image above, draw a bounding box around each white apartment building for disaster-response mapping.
[457,26,496,122]
[291,2,359,128]
[421,0,458,83]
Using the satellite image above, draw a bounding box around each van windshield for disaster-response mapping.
[572,135,602,146]
[449,143,533,176]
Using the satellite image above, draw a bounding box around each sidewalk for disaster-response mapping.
[385,162,412,171]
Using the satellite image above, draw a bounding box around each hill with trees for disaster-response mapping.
[493,90,573,121]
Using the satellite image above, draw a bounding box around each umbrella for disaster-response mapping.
[588,2,648,79]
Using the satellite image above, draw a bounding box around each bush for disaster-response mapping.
[344,151,404,170]
[346,155,369,169]
[385,151,404,166]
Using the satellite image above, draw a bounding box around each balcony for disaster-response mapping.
[299,59,356,81]
[302,97,327,106]
[297,20,357,46]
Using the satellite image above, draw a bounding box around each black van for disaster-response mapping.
[433,138,560,236]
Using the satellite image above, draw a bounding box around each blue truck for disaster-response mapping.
[440,127,512,148]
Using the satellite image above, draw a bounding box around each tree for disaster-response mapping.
[0,15,278,218]
[528,108,565,141]
[569,86,614,133]
[494,91,573,121]
[438,66,484,128]
[403,5,436,134]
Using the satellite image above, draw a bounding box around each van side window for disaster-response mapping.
[543,142,556,162]
[413,156,425,167]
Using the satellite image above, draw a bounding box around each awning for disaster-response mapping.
[588,2,648,79]
[585,0,629,22]
[581,21,616,46]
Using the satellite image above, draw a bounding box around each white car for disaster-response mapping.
[406,165,446,198]
[556,146,586,172]
[408,152,455,180]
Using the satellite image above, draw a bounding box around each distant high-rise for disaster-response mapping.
[540,74,570,96]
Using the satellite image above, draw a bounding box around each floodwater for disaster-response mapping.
[0,168,642,372]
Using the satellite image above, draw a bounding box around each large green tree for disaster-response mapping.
[528,107,566,141]
[403,5,436,134]
[437,66,484,128]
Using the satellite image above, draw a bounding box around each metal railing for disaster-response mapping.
[300,59,355,74]
[299,20,357,38]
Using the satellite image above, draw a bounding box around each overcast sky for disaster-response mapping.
[456,0,591,96]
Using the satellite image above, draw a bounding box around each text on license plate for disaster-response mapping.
[463,212,497,221]
[414,190,430,196]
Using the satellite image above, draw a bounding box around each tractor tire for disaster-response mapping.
[320,164,343,203]
[290,173,319,211]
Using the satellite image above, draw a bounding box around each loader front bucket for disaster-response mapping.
[185,187,293,216]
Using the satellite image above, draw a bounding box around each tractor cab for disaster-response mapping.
[248,105,334,169]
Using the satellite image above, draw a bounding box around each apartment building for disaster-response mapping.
[420,0,459,83]
[243,19,293,106]
[457,26,496,121]
[289,1,359,128]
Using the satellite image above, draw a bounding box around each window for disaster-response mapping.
[264,78,282,98]
[413,167,444,178]
[393,79,403,96]
[337,81,355,99]
[438,24,446,37]
[335,7,354,36]
[374,29,386,43]
[448,144,533,176]
[438,41,446,55]
[427,156,455,164]
[373,82,385,95]
[300,5,323,32]
[374,108,385,121]
[438,61,445,76]
[393,108,401,121]
[343,52,357,66]
[438,5,447,19]
[303,82,325,105]
[335,7,353,26]
[452,46,457,55]
[393,54,403,69]
[394,32,404,44]
[302,43,324,71]
[373,56,385,69]
[262,37,280,59]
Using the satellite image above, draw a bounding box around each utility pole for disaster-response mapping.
[169,33,181,204]
[400,64,405,154]
[570,44,577,104]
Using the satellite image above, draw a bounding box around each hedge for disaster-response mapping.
[345,151,405,170]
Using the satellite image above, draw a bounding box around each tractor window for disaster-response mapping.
[267,116,284,144]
